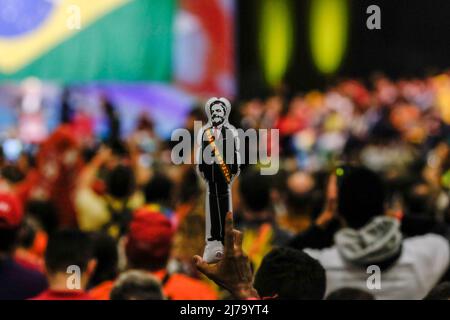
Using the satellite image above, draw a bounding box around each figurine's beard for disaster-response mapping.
[212,116,224,126]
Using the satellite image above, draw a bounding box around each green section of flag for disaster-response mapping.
[0,0,176,82]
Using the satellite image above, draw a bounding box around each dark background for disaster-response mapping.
[237,0,450,99]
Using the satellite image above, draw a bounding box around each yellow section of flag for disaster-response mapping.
[0,0,129,74]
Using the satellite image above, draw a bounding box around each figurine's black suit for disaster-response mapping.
[197,98,240,245]
[198,125,239,243]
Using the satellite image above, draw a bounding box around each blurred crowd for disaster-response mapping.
[1,71,450,300]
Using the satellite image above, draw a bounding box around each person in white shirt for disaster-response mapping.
[304,165,450,300]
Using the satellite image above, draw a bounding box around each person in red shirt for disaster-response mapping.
[32,230,96,300]
[90,208,218,300]
[0,193,48,300]
[14,215,47,273]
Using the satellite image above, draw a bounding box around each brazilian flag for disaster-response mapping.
[0,0,176,82]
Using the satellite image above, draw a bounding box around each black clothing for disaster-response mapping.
[198,125,239,243]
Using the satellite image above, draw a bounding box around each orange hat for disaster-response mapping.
[0,193,23,229]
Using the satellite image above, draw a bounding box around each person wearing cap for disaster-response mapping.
[0,193,48,299]
[89,208,218,300]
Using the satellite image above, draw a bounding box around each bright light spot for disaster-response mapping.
[259,0,293,87]
[310,0,349,74]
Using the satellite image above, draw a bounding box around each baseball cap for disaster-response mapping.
[126,207,174,269]
[0,193,23,229]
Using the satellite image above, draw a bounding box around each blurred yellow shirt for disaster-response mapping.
[242,223,274,270]
[75,188,144,232]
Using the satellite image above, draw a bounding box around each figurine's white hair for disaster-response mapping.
[204,97,231,125]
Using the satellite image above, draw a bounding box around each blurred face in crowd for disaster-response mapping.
[265,95,283,116]
[375,77,399,106]
[286,171,316,215]
[404,183,435,215]
[0,178,9,193]
[287,171,315,195]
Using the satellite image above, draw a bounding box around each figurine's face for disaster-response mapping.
[210,104,226,126]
